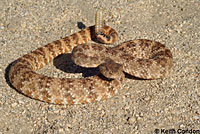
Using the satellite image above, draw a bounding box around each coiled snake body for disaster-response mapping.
[9,13,173,105]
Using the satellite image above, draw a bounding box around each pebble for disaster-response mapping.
[47,113,61,122]
[128,116,137,124]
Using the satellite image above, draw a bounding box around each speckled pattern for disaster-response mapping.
[8,25,126,105]
[1,0,199,133]
[72,39,173,79]
[9,24,172,105]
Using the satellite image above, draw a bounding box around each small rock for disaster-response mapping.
[47,113,61,122]
[128,116,136,124]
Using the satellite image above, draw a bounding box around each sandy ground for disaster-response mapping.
[0,0,199,134]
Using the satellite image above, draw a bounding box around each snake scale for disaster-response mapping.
[8,11,173,105]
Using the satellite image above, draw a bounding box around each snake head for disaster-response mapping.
[98,58,124,80]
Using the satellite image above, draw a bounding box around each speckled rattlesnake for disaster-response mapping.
[8,11,173,105]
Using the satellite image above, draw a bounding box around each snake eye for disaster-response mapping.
[106,35,110,40]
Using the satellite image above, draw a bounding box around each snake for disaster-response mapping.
[8,10,173,105]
